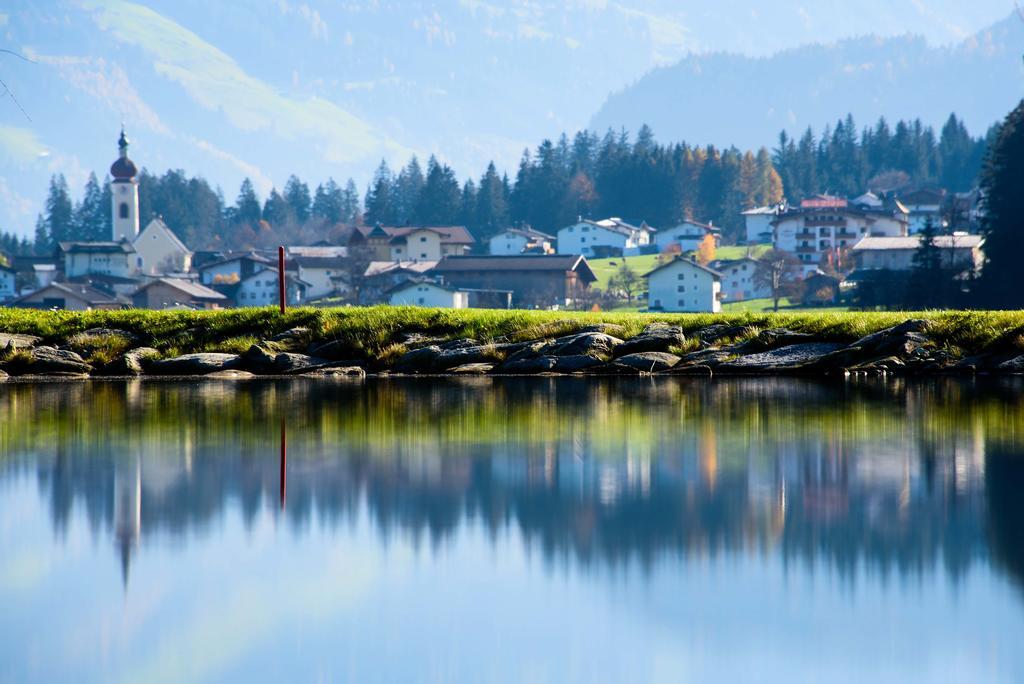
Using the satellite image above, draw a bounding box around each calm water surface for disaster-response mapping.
[1,377,1023,683]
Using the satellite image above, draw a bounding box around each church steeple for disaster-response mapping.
[110,126,140,241]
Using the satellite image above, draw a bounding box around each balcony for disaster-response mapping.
[796,245,817,254]
[795,231,816,240]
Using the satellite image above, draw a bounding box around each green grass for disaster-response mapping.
[588,254,664,290]
[714,244,771,261]
[722,297,852,314]
[2,306,1024,361]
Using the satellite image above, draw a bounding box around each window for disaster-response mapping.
[418,297,425,304]
[420,253,427,259]
[678,299,685,307]
[677,285,686,293]
[119,202,129,219]
[677,273,685,281]
[581,226,590,232]
[580,237,586,243]
[420,236,427,243]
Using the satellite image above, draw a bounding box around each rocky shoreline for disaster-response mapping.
[2,318,1023,381]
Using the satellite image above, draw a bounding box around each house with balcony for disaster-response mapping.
[348,225,475,262]
[773,195,909,276]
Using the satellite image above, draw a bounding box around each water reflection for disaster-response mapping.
[2,378,1024,682]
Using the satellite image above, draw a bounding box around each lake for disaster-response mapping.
[1,377,1023,683]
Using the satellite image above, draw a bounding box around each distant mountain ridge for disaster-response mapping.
[590,14,1024,150]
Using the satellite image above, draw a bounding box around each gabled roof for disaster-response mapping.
[238,270,313,288]
[644,256,722,279]
[432,254,597,283]
[136,218,191,254]
[292,255,348,269]
[384,276,452,295]
[852,235,983,251]
[286,245,348,258]
[364,260,440,277]
[560,218,652,238]
[742,205,782,216]
[352,225,475,245]
[709,257,759,270]
[58,240,136,254]
[493,227,556,240]
[135,277,227,300]
[8,281,120,306]
[196,251,273,271]
[663,219,718,234]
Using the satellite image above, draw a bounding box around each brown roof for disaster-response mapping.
[135,277,227,301]
[644,256,722,279]
[352,225,475,245]
[432,255,597,282]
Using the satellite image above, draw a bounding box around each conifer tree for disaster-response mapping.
[979,100,1024,308]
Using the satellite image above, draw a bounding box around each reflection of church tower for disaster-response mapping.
[113,456,141,589]
[110,128,139,241]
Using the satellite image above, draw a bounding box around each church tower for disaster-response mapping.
[110,127,139,241]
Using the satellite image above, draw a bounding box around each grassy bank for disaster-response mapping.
[2,307,1024,363]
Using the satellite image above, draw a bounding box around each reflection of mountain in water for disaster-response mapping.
[2,378,1023,588]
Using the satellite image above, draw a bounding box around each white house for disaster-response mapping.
[387,278,469,308]
[851,234,984,272]
[898,189,946,234]
[7,281,121,311]
[134,218,192,274]
[710,258,770,302]
[234,270,309,307]
[646,257,722,313]
[488,227,555,255]
[198,253,272,285]
[653,220,721,252]
[773,195,910,276]
[59,241,142,279]
[556,218,654,257]
[287,246,348,299]
[741,206,780,244]
[0,263,15,301]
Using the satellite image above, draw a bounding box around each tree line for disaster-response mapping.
[774,113,991,201]
[6,113,991,261]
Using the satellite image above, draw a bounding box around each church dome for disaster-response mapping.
[110,128,137,181]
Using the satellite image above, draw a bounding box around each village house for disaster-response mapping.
[387,278,470,309]
[898,188,946,234]
[286,246,348,300]
[197,252,273,285]
[710,257,769,302]
[488,227,555,255]
[653,219,721,253]
[431,255,597,308]
[646,257,722,313]
[7,281,121,311]
[851,234,984,272]
[773,194,910,276]
[360,260,439,304]
[556,218,654,257]
[348,225,475,262]
[131,277,227,310]
[741,205,782,244]
[0,263,15,301]
[134,218,193,274]
[233,270,309,307]
[59,241,142,280]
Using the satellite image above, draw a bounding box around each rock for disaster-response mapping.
[579,323,627,337]
[76,327,139,344]
[502,341,549,365]
[429,343,523,371]
[395,332,447,349]
[300,366,366,378]
[553,354,604,372]
[0,369,7,381]
[149,353,241,375]
[97,346,160,376]
[3,346,93,375]
[307,339,359,360]
[615,352,682,373]
[498,356,558,374]
[542,332,623,359]
[449,363,495,374]
[698,324,751,346]
[677,349,734,368]
[438,338,481,351]
[719,343,847,372]
[0,333,41,350]
[740,328,813,352]
[241,344,278,373]
[268,327,312,351]
[393,345,442,373]
[273,352,323,373]
[204,370,257,379]
[850,320,930,356]
[616,326,685,356]
[663,364,714,376]
[999,355,1024,372]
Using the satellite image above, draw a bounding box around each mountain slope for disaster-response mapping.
[590,14,1024,149]
[0,0,1017,237]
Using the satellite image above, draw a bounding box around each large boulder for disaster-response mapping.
[614,352,682,373]
[553,354,604,372]
[273,353,324,373]
[449,363,495,374]
[498,356,558,374]
[149,353,241,375]
[97,347,160,376]
[718,343,847,372]
[850,320,930,357]
[393,345,442,373]
[739,328,814,352]
[300,365,366,378]
[3,346,93,375]
[542,332,623,359]
[616,325,685,356]
[0,333,41,350]
[307,339,361,361]
[697,324,751,346]
[267,327,313,351]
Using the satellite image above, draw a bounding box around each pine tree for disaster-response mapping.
[415,156,461,226]
[74,172,107,241]
[312,178,344,223]
[475,162,510,241]
[393,157,425,225]
[979,100,1024,308]
[33,213,50,255]
[233,178,262,225]
[341,179,361,224]
[364,160,395,226]
[283,175,311,223]
[43,174,74,246]
[906,217,945,308]
[262,189,293,227]
[459,180,477,230]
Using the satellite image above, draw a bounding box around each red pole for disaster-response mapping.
[279,419,287,510]
[278,245,286,314]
